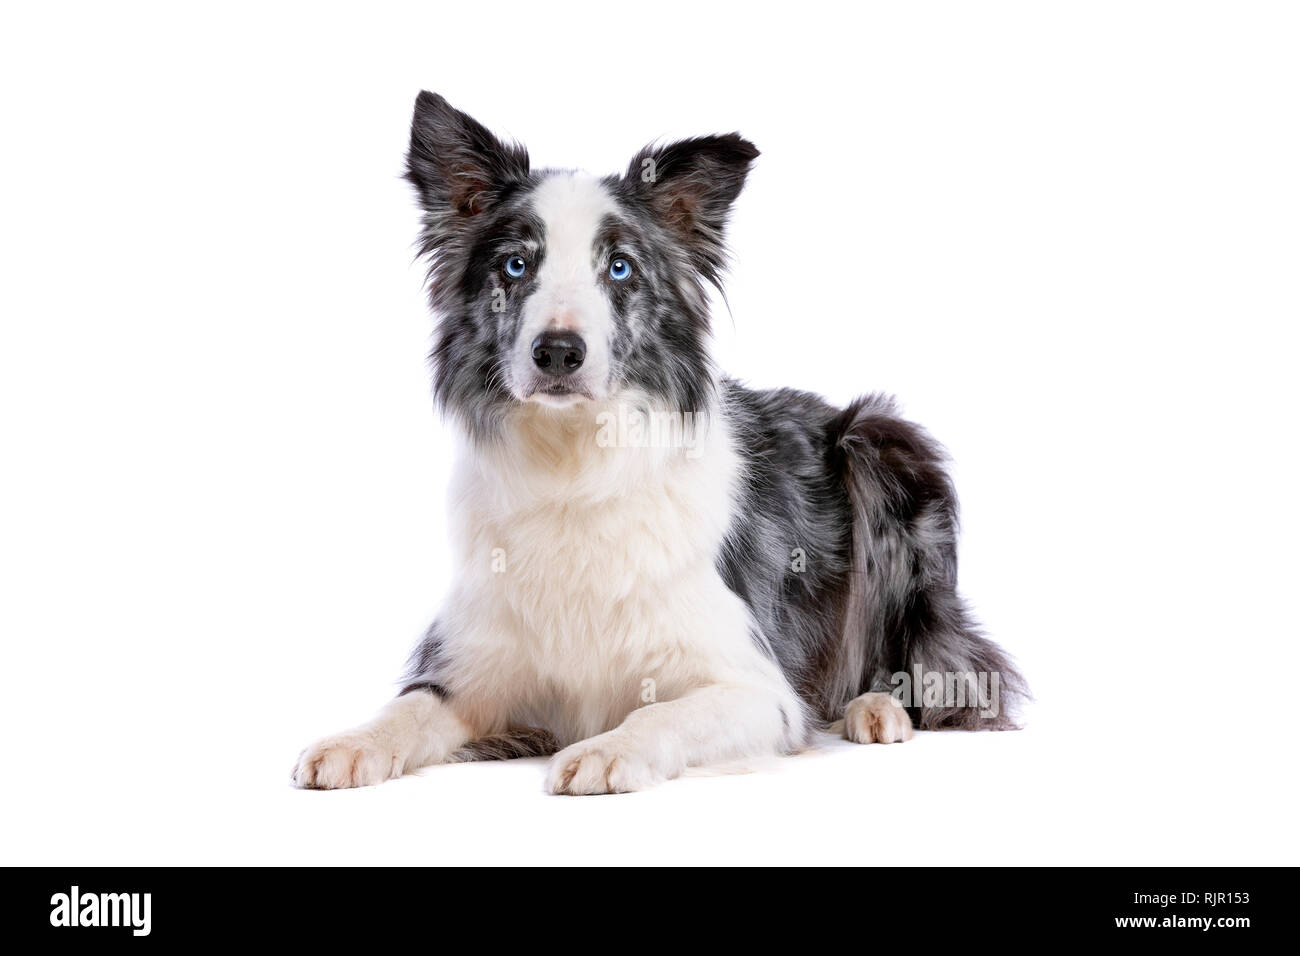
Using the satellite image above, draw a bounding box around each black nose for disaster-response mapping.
[531,331,586,375]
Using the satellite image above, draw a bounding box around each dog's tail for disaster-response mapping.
[447,727,560,763]
[830,394,1029,730]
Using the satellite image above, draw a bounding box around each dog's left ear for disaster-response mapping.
[624,134,758,285]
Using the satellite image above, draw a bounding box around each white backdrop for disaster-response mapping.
[2,1,1296,865]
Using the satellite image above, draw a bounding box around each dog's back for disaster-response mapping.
[722,379,1026,729]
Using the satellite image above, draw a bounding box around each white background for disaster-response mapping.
[2,1,1297,865]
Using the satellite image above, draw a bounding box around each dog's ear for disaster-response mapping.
[624,134,759,285]
[406,92,529,233]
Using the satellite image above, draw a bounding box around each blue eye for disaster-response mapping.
[608,258,632,281]
[504,256,527,279]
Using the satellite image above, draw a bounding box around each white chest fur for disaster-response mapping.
[434,399,783,743]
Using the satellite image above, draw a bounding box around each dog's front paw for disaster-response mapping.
[843,692,914,744]
[545,732,665,795]
[292,729,404,790]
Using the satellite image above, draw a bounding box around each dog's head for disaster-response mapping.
[405,92,756,437]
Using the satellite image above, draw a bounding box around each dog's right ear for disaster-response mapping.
[405,92,529,234]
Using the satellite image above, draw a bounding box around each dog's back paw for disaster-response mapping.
[841,692,913,744]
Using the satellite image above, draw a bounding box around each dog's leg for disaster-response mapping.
[292,689,471,789]
[545,682,795,795]
[833,395,1028,730]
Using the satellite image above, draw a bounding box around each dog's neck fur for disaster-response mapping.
[458,386,727,509]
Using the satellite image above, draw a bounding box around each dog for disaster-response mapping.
[292,92,1027,794]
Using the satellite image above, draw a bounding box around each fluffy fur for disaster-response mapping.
[292,92,1027,794]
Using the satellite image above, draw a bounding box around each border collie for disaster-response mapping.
[292,92,1027,794]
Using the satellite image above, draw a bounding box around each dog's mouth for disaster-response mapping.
[520,378,597,406]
